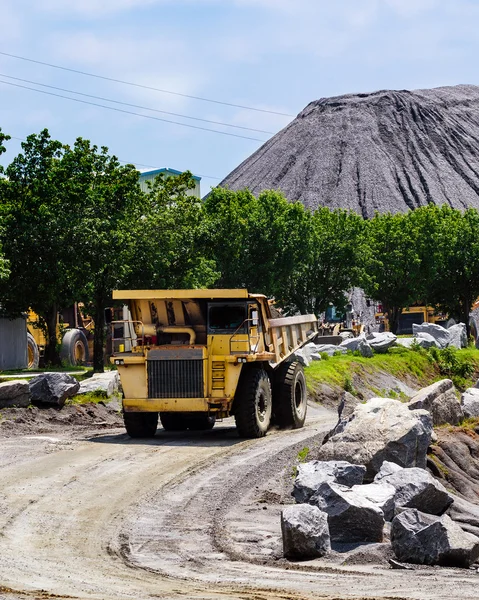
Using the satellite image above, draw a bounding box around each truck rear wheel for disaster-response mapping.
[60,329,89,366]
[160,412,189,431]
[188,414,216,431]
[27,333,40,369]
[273,361,307,429]
[123,412,158,438]
[234,368,272,438]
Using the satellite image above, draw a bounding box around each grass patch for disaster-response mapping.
[66,389,109,405]
[305,347,479,396]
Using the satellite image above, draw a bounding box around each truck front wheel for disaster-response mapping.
[234,368,272,438]
[160,412,189,431]
[123,412,158,438]
[188,414,216,431]
[273,361,307,429]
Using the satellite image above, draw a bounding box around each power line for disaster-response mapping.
[118,160,221,181]
[0,73,274,135]
[4,133,222,180]
[0,79,268,142]
[0,50,295,118]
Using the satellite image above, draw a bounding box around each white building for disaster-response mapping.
[138,167,201,198]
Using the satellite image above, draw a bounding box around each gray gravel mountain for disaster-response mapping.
[219,85,479,216]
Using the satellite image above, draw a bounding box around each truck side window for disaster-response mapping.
[208,304,246,333]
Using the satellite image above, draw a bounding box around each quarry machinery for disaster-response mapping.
[375,305,448,335]
[27,304,92,369]
[111,289,318,439]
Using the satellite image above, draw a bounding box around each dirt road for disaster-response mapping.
[1,404,479,600]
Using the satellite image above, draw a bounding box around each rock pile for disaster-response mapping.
[282,381,479,567]
[397,322,468,350]
[284,457,478,567]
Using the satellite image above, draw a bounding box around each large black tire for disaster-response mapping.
[160,412,189,431]
[27,332,40,369]
[273,361,307,429]
[60,329,90,366]
[234,368,272,438]
[123,412,158,438]
[188,414,216,431]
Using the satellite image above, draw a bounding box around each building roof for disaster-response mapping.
[139,167,201,182]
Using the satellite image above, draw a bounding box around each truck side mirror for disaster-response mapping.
[251,310,258,326]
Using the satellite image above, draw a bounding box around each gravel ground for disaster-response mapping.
[0,402,478,600]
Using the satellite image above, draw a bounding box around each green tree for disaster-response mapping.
[205,188,367,316]
[57,138,148,372]
[284,207,369,315]
[0,128,10,282]
[363,210,426,334]
[131,172,218,291]
[204,188,310,303]
[426,206,479,334]
[0,129,80,364]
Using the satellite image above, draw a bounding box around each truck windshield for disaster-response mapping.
[208,304,247,333]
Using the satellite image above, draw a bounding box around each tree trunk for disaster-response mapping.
[93,295,106,373]
[461,297,472,339]
[387,306,401,335]
[44,304,62,366]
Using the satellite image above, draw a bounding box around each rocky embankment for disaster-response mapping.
[282,378,479,568]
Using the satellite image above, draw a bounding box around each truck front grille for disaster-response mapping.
[147,359,204,398]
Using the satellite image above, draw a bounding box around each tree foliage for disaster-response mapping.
[284,207,368,315]
[204,189,368,315]
[424,206,479,333]
[130,172,218,290]
[0,130,79,363]
[362,211,426,334]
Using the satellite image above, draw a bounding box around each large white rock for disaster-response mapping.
[293,460,366,503]
[29,373,80,407]
[395,334,440,349]
[314,344,347,357]
[448,323,468,349]
[313,481,385,542]
[339,335,366,352]
[293,348,310,367]
[416,332,441,349]
[281,504,331,559]
[391,508,479,567]
[374,460,403,482]
[412,323,450,349]
[366,332,397,353]
[351,481,396,521]
[0,380,30,408]
[408,379,463,426]
[378,466,454,516]
[317,398,433,480]
[461,388,479,418]
[78,371,121,397]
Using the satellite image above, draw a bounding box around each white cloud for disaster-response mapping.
[47,31,206,110]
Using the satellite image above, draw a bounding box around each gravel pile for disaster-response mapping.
[219,85,479,215]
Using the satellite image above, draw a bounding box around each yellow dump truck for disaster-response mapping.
[111,289,318,439]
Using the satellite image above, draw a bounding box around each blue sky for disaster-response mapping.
[1,0,478,194]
